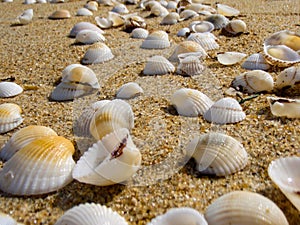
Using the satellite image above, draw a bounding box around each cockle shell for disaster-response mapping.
[48,9,71,20]
[176,53,206,76]
[0,103,23,134]
[130,28,149,39]
[148,207,208,225]
[204,14,229,30]
[223,19,247,36]
[231,70,274,93]
[205,191,289,225]
[189,21,214,33]
[217,4,240,17]
[141,30,170,49]
[263,45,300,67]
[275,66,300,89]
[264,30,300,51]
[75,29,105,44]
[0,82,23,98]
[217,52,247,65]
[17,8,33,25]
[150,4,169,17]
[204,97,246,124]
[169,41,207,62]
[84,1,98,11]
[111,4,129,14]
[116,82,144,99]
[0,136,75,195]
[187,32,219,51]
[69,22,104,38]
[81,42,114,64]
[0,125,57,161]
[186,132,247,176]
[241,53,271,71]
[160,12,180,25]
[54,203,129,225]
[72,128,141,186]
[268,156,300,211]
[171,88,213,117]
[143,55,175,75]
[76,8,93,16]
[267,96,300,118]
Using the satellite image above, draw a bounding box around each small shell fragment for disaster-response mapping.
[275,66,300,89]
[267,96,300,118]
[141,30,170,49]
[81,42,114,64]
[116,82,144,99]
[0,82,23,98]
[143,55,175,75]
[48,9,71,20]
[241,53,271,71]
[217,52,247,65]
[0,103,23,134]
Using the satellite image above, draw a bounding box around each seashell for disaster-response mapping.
[111,4,129,14]
[179,9,198,21]
[107,11,125,27]
[116,82,144,99]
[141,30,170,49]
[177,27,190,37]
[275,66,300,89]
[98,0,114,6]
[241,53,271,71]
[130,28,149,39]
[0,212,21,225]
[217,52,247,65]
[17,8,33,25]
[185,3,216,14]
[143,55,175,75]
[160,12,180,25]
[148,207,208,225]
[268,156,300,211]
[171,88,213,117]
[169,41,207,62]
[84,1,98,11]
[72,128,141,186]
[217,4,240,17]
[75,29,105,44]
[189,21,214,33]
[205,191,289,225]
[264,30,300,51]
[159,0,168,8]
[267,96,300,118]
[54,203,129,225]
[166,1,177,9]
[204,14,229,30]
[187,32,219,51]
[69,22,104,38]
[0,136,75,195]
[48,9,71,20]
[24,0,35,4]
[231,70,274,93]
[186,132,247,176]
[0,125,57,161]
[123,14,146,32]
[95,16,113,29]
[0,103,23,134]
[150,4,169,17]
[81,42,114,65]
[76,8,93,16]
[204,97,245,124]
[0,82,23,98]
[176,53,206,76]
[140,0,160,11]
[223,19,247,36]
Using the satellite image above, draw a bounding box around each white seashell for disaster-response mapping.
[0,212,23,225]
[187,32,219,51]
[123,14,146,32]
[205,191,289,225]
[176,54,206,76]
[148,207,208,225]
[267,96,300,118]
[185,3,216,14]
[75,29,105,44]
[72,128,141,186]
[241,53,271,71]
[169,41,207,62]
[264,30,300,52]
[69,22,104,38]
[81,42,114,64]
[84,1,98,11]
[160,12,180,25]
[130,28,149,39]
[204,14,229,29]
[0,103,23,134]
[204,97,245,124]
[166,1,177,9]
[268,156,300,211]
[231,70,274,93]
[107,12,126,27]
[111,4,129,14]
[54,203,129,225]
[143,55,175,75]
[217,4,240,17]
[141,31,170,49]
[217,52,247,65]
[179,9,198,20]
[0,136,75,195]
[116,82,144,99]
[76,8,93,16]
[17,8,33,25]
[23,0,35,4]
[223,19,247,36]
[95,16,113,29]
[48,9,71,20]
[177,27,190,37]
[189,21,214,33]
[275,66,300,89]
[150,4,169,17]
[0,82,23,98]
[263,45,300,67]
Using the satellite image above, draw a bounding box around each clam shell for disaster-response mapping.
[204,97,245,124]
[179,9,199,20]
[268,156,300,211]
[0,136,75,195]
[217,52,247,65]
[267,96,300,118]
[275,66,300,89]
[75,29,105,44]
[130,28,149,39]
[48,9,71,19]
[204,14,229,30]
[160,12,180,25]
[205,191,289,225]
[143,55,175,75]
[177,27,190,37]
[169,41,207,62]
[54,203,129,225]
[241,53,271,71]
[150,4,169,17]
[190,21,214,33]
[81,42,114,64]
[176,54,206,76]
[186,132,247,176]
[111,4,129,14]
[72,128,141,186]
[171,88,213,117]
[217,4,240,17]
[187,32,219,51]
[0,82,23,98]
[17,8,33,25]
[107,11,125,27]
[264,30,300,51]
[223,19,247,35]
[69,22,104,38]
[94,16,113,29]
[116,82,144,99]
[141,30,170,49]
[76,8,93,16]
[84,1,98,11]
[0,103,23,134]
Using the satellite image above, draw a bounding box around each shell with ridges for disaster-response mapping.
[141,30,170,49]
[217,4,240,17]
[75,29,105,44]
[81,42,114,64]
[176,53,206,76]
[130,28,149,39]
[241,53,271,71]
[187,32,219,51]
[0,103,23,134]
[217,52,247,65]
[275,66,300,89]
[69,22,104,38]
[0,82,23,98]
[76,8,93,16]
[267,96,300,118]
[169,41,207,62]
[48,9,71,20]
[143,55,175,75]
[116,82,144,99]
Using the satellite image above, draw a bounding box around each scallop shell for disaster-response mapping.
[177,27,190,37]
[81,42,114,64]
[217,52,247,65]
[111,4,129,14]
[275,66,300,89]
[241,53,271,71]
[204,97,246,124]
[186,132,247,176]
[169,41,207,62]
[143,55,175,75]
[48,9,71,20]
[150,4,169,17]
[190,21,214,33]
[76,8,93,16]
[54,203,129,225]
[0,82,23,98]
[267,96,300,118]
[231,70,274,93]
[17,8,33,25]
[160,12,180,25]
[0,136,75,195]
[0,103,23,134]
[264,30,300,51]
[94,16,113,29]
[130,28,149,39]
[187,32,219,51]
[116,82,144,99]
[176,54,206,76]
[148,207,208,225]
[141,30,170,49]
[223,19,247,36]
[171,88,213,117]
[84,1,98,11]
[75,29,105,44]
[0,125,57,161]
[217,4,240,17]
[69,22,104,38]
[204,14,229,30]
[205,191,289,225]
[72,128,141,186]
[268,156,300,211]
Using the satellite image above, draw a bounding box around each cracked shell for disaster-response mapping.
[81,42,114,64]
[141,30,170,49]
[0,103,23,134]
[0,82,23,98]
[275,66,300,89]
[267,96,300,118]
[143,55,175,75]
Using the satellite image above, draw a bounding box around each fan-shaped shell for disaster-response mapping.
[143,55,175,75]
[169,41,207,62]
[48,9,71,19]
[187,32,219,51]
[0,136,75,195]
[76,8,93,16]
[0,103,23,134]
[190,21,214,33]
[217,4,240,17]
[264,30,300,51]
[176,54,206,76]
[217,52,247,65]
[130,28,149,39]
[69,22,104,38]
[84,1,98,11]
[160,12,180,25]
[75,29,105,44]
[116,82,144,99]
[111,4,129,14]
[141,30,170,49]
[0,82,23,98]
[267,96,300,118]
[275,66,300,89]
[241,53,271,71]
[263,45,300,67]
[17,8,33,25]
[204,14,229,30]
[81,42,114,64]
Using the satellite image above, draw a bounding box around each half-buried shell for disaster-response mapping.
[143,55,175,75]
[75,29,105,44]
[116,82,144,99]
[48,9,71,19]
[0,82,23,98]
[69,22,104,38]
[81,42,114,64]
[0,103,23,134]
[141,30,170,49]
[267,96,300,118]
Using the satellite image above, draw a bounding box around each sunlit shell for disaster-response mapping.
[217,52,247,65]
[263,45,300,67]
[72,128,141,186]
[69,22,104,38]
[185,3,216,14]
[17,8,33,25]
[267,96,300,118]
[176,54,206,76]
[0,136,75,195]
[179,9,198,20]
[268,156,300,211]
[116,82,144,99]
[140,0,160,10]
[205,191,289,225]
[143,55,175,75]
[75,29,105,44]
[166,1,177,9]
[150,4,169,17]
[111,4,129,14]
[160,12,180,25]
[189,21,214,33]
[264,30,300,51]
[81,42,114,64]
[204,97,245,124]
[0,103,23,134]
[130,28,149,39]
[204,14,229,29]
[84,1,98,11]
[223,19,247,36]
[24,0,35,4]
[187,32,219,51]
[148,208,208,225]
[124,14,146,32]
[171,88,213,117]
[95,16,113,29]
[169,41,207,62]
[141,30,170,49]
[54,203,129,225]
[275,66,300,89]
[241,53,271,71]
[48,9,71,19]
[0,212,20,225]
[217,4,240,17]
[177,27,190,37]
[0,82,23,98]
[0,125,57,161]
[231,70,274,93]
[186,132,247,176]
[76,8,93,16]
[107,11,125,27]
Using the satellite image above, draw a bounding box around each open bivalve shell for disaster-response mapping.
[116,82,144,99]
[217,4,240,17]
[186,132,247,176]
[143,55,175,75]
[264,30,300,52]
[268,156,300,211]
[0,103,23,134]
[267,96,300,118]
[187,32,219,51]
[275,66,300,89]
[169,41,207,62]
[189,21,214,33]
[69,22,104,38]
[176,53,206,76]
[0,82,23,98]
[75,29,105,44]
[81,42,114,64]
[217,52,247,65]
[141,30,170,49]
[54,203,128,225]
[241,53,271,71]
[205,191,289,225]
[0,136,75,195]
[72,128,141,186]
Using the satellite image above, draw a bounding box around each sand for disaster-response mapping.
[0,0,300,224]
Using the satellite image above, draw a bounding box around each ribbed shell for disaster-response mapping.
[130,28,149,39]
[54,203,129,225]
[81,42,114,64]
[275,66,300,89]
[0,103,23,134]
[205,191,289,225]
[263,45,300,67]
[141,30,170,49]
[169,41,207,62]
[204,97,246,124]
[267,96,300,118]
[116,82,144,99]
[176,54,206,76]
[217,4,240,17]
[143,55,175,75]
[241,53,270,71]
[204,14,229,30]
[76,8,93,16]
[0,136,75,195]
[186,132,247,176]
[0,82,23,98]
[48,9,71,19]
[217,52,247,65]
[69,22,104,38]
[187,32,219,51]
[75,29,105,44]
